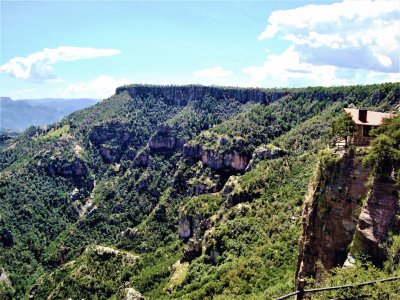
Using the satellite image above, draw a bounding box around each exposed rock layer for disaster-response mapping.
[297,152,369,280]
[183,143,249,171]
[351,178,399,266]
[297,150,400,284]
[148,125,184,152]
[116,85,287,106]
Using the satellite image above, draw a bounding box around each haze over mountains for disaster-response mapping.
[0,97,99,131]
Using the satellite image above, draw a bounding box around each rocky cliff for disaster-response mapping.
[148,124,184,152]
[297,149,399,284]
[115,84,293,107]
[183,143,249,172]
[351,178,399,266]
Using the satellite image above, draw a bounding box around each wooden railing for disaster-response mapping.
[275,275,400,300]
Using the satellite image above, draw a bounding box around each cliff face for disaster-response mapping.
[115,84,289,106]
[297,150,399,283]
[183,143,249,172]
[148,124,184,152]
[351,178,399,266]
[47,157,88,178]
[297,152,369,280]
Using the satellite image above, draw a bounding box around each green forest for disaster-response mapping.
[0,83,399,299]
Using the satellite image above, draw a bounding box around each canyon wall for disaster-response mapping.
[297,150,399,284]
[115,84,290,106]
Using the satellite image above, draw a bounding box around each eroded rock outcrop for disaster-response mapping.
[351,178,399,266]
[297,148,400,286]
[297,151,369,280]
[178,215,191,239]
[0,268,12,292]
[47,157,88,178]
[90,245,139,264]
[245,144,286,172]
[191,180,218,196]
[178,213,211,241]
[133,151,150,167]
[89,121,131,161]
[181,238,202,262]
[148,124,184,152]
[183,143,249,172]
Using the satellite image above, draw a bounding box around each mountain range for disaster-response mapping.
[0,83,399,299]
[0,97,99,131]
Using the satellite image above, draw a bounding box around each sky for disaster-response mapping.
[1,0,399,99]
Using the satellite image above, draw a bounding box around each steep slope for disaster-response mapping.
[297,114,400,299]
[297,150,370,280]
[0,83,399,299]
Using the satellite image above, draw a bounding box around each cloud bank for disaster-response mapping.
[0,47,121,82]
[246,0,400,87]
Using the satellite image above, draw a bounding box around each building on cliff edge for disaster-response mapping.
[344,108,394,146]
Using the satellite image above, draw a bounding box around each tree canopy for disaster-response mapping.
[331,111,357,147]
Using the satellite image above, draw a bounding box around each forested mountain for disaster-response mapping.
[0,97,99,131]
[0,83,399,299]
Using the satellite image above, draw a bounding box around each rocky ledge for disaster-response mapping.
[116,84,289,106]
[148,124,184,152]
[183,143,249,172]
[46,157,88,178]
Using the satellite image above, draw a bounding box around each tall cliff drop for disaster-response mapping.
[350,177,399,267]
[296,148,399,287]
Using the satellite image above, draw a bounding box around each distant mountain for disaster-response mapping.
[0,97,100,131]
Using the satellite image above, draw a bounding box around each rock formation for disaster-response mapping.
[47,157,87,178]
[245,144,286,171]
[148,124,183,152]
[181,238,202,262]
[297,151,369,280]
[183,143,249,172]
[125,288,146,300]
[115,85,280,106]
[297,149,400,285]
[351,178,399,266]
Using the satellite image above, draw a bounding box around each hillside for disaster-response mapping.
[0,83,399,299]
[0,97,99,131]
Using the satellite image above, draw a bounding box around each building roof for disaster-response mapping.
[344,108,394,126]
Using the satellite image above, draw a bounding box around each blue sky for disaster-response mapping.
[1,0,399,99]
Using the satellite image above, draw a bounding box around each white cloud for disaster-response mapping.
[245,0,400,87]
[0,47,121,82]
[243,46,353,87]
[59,76,131,99]
[193,67,233,79]
[243,46,400,88]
